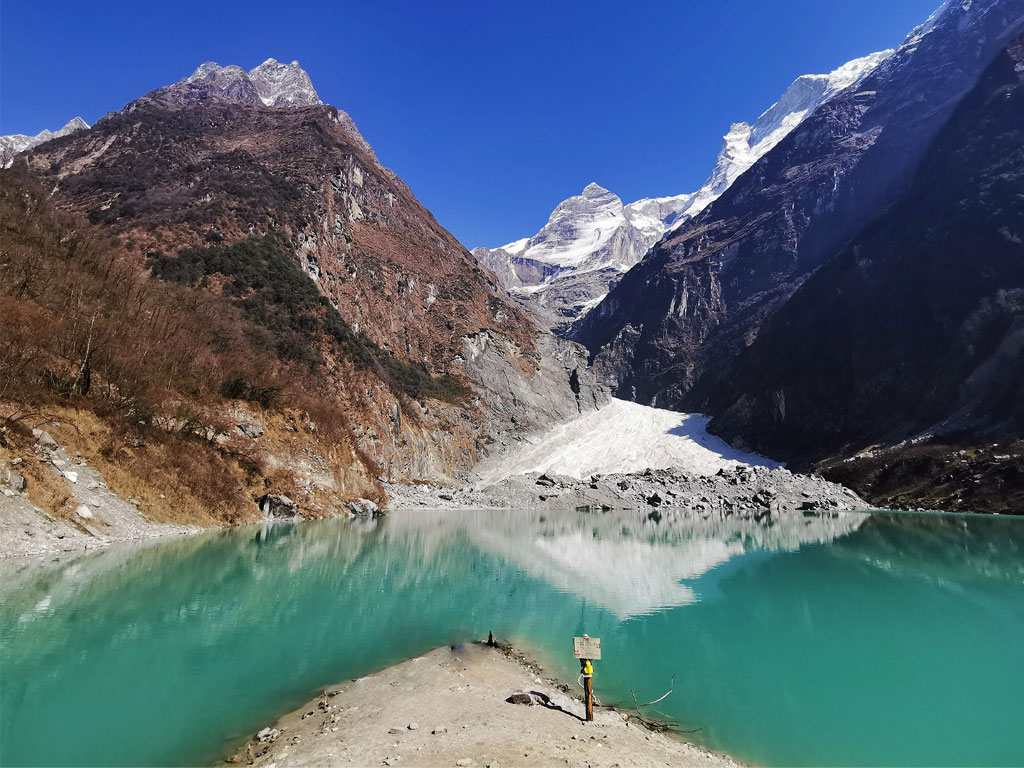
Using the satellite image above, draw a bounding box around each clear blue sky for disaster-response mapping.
[1,0,939,248]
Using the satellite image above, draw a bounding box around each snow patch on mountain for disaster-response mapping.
[474,397,779,486]
[1,117,89,167]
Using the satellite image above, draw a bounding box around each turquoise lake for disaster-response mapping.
[1,508,1022,767]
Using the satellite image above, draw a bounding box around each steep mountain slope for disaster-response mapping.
[573,0,1024,511]
[679,49,892,222]
[703,31,1024,512]
[3,59,600,526]
[576,0,1023,398]
[473,50,890,333]
[0,117,89,166]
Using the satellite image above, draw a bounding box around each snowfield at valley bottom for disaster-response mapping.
[474,398,780,486]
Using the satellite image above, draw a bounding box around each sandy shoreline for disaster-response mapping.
[225,643,742,768]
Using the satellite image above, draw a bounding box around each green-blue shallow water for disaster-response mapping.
[1,509,1023,767]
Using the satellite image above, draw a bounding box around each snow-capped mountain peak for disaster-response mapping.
[160,59,321,108]
[684,48,893,218]
[472,46,893,333]
[61,117,90,133]
[0,116,91,167]
[524,183,625,267]
[248,58,322,107]
[581,181,612,197]
[473,183,695,331]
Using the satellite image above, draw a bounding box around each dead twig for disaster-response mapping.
[635,673,675,707]
[629,674,702,734]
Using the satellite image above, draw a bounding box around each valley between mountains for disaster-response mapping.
[2,0,1023,563]
[5,6,1024,768]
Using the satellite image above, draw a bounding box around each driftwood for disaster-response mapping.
[634,673,675,707]
[629,674,702,734]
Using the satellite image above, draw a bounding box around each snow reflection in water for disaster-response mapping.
[381,507,865,618]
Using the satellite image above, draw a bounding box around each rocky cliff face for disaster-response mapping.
[6,59,599,516]
[473,51,891,335]
[573,0,1024,511]
[248,59,323,107]
[702,30,1024,506]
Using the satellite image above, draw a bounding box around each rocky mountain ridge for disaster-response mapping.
[162,58,323,108]
[472,49,891,334]
[0,116,89,167]
[0,57,320,168]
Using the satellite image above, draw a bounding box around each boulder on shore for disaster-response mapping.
[348,498,380,517]
[259,494,298,518]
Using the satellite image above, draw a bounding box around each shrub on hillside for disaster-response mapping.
[147,237,469,404]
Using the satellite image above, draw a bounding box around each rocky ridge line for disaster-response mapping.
[0,117,89,167]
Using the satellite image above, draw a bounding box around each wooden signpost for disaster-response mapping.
[573,635,601,721]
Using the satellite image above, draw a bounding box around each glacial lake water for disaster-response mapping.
[1,508,1023,767]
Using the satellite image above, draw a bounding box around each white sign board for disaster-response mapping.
[573,636,602,660]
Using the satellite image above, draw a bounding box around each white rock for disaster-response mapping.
[75,504,93,519]
[256,727,279,743]
[33,430,58,449]
[64,471,78,483]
